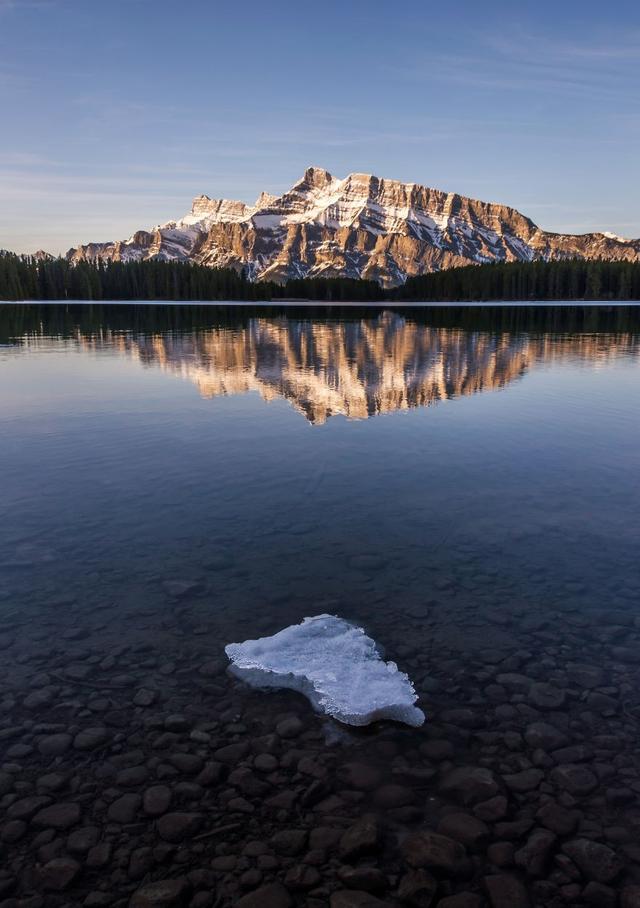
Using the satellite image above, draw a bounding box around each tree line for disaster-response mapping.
[1,252,639,302]
[395,259,640,302]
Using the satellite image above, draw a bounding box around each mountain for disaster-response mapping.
[67,167,640,288]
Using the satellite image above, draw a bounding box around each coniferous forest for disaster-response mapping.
[0,251,639,302]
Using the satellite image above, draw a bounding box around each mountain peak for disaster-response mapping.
[297,166,336,190]
[67,166,640,286]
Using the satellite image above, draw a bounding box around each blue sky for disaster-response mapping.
[1,0,639,254]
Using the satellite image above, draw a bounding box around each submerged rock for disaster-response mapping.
[225,614,425,727]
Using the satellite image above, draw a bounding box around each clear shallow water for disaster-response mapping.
[1,303,640,905]
[2,305,639,638]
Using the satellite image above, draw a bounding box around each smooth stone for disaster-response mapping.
[276,716,303,738]
[38,733,72,756]
[67,826,100,854]
[330,893,390,908]
[133,688,157,707]
[271,828,308,856]
[162,580,203,599]
[235,883,292,908]
[337,866,388,893]
[32,802,81,829]
[41,857,81,891]
[107,793,141,823]
[117,766,149,787]
[583,882,617,908]
[401,831,467,875]
[7,795,51,820]
[514,829,557,876]
[283,864,321,891]
[143,785,172,816]
[562,839,623,883]
[1,819,27,842]
[74,727,108,750]
[524,722,569,751]
[339,815,381,861]
[437,896,483,908]
[397,868,437,906]
[337,762,383,791]
[474,796,508,823]
[213,741,250,763]
[157,812,203,842]
[528,682,565,709]
[535,801,578,836]
[373,784,415,808]
[437,813,490,849]
[439,766,501,805]
[86,842,112,868]
[502,769,543,793]
[551,764,598,796]
[129,877,191,908]
[484,874,530,908]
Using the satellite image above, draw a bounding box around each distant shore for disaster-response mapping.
[4,299,640,308]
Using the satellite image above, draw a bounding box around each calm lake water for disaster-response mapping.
[1,303,640,906]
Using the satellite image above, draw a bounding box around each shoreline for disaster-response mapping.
[3,299,640,308]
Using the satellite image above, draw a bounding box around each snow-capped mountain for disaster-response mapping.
[67,167,640,287]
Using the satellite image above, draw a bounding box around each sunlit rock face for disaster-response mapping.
[48,312,639,425]
[66,167,640,287]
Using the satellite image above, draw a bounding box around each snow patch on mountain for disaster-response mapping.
[66,166,640,287]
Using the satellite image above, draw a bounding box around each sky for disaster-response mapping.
[1,0,639,254]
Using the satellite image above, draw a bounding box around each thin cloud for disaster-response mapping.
[389,25,640,105]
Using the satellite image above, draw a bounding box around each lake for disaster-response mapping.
[1,302,640,906]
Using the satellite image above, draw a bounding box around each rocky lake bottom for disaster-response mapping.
[1,304,640,908]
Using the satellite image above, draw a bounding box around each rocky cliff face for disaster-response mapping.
[67,167,640,287]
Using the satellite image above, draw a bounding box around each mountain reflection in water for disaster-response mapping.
[6,306,640,424]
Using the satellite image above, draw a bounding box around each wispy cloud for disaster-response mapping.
[389,25,640,105]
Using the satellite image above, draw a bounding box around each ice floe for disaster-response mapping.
[224,614,425,727]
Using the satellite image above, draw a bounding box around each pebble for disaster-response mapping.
[528,682,565,709]
[283,864,322,890]
[107,793,141,823]
[143,784,172,816]
[401,831,467,875]
[66,826,100,854]
[235,882,292,908]
[32,801,81,829]
[7,796,51,820]
[502,769,544,793]
[37,733,72,756]
[484,873,530,908]
[129,877,191,908]
[550,763,598,796]
[562,838,623,883]
[157,812,203,842]
[438,812,490,849]
[271,828,308,856]
[40,857,81,891]
[397,868,437,904]
[73,727,108,750]
[439,766,501,805]
[330,891,390,907]
[514,829,557,876]
[276,716,303,738]
[339,815,381,861]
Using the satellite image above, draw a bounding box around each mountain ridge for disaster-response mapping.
[67,167,640,288]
